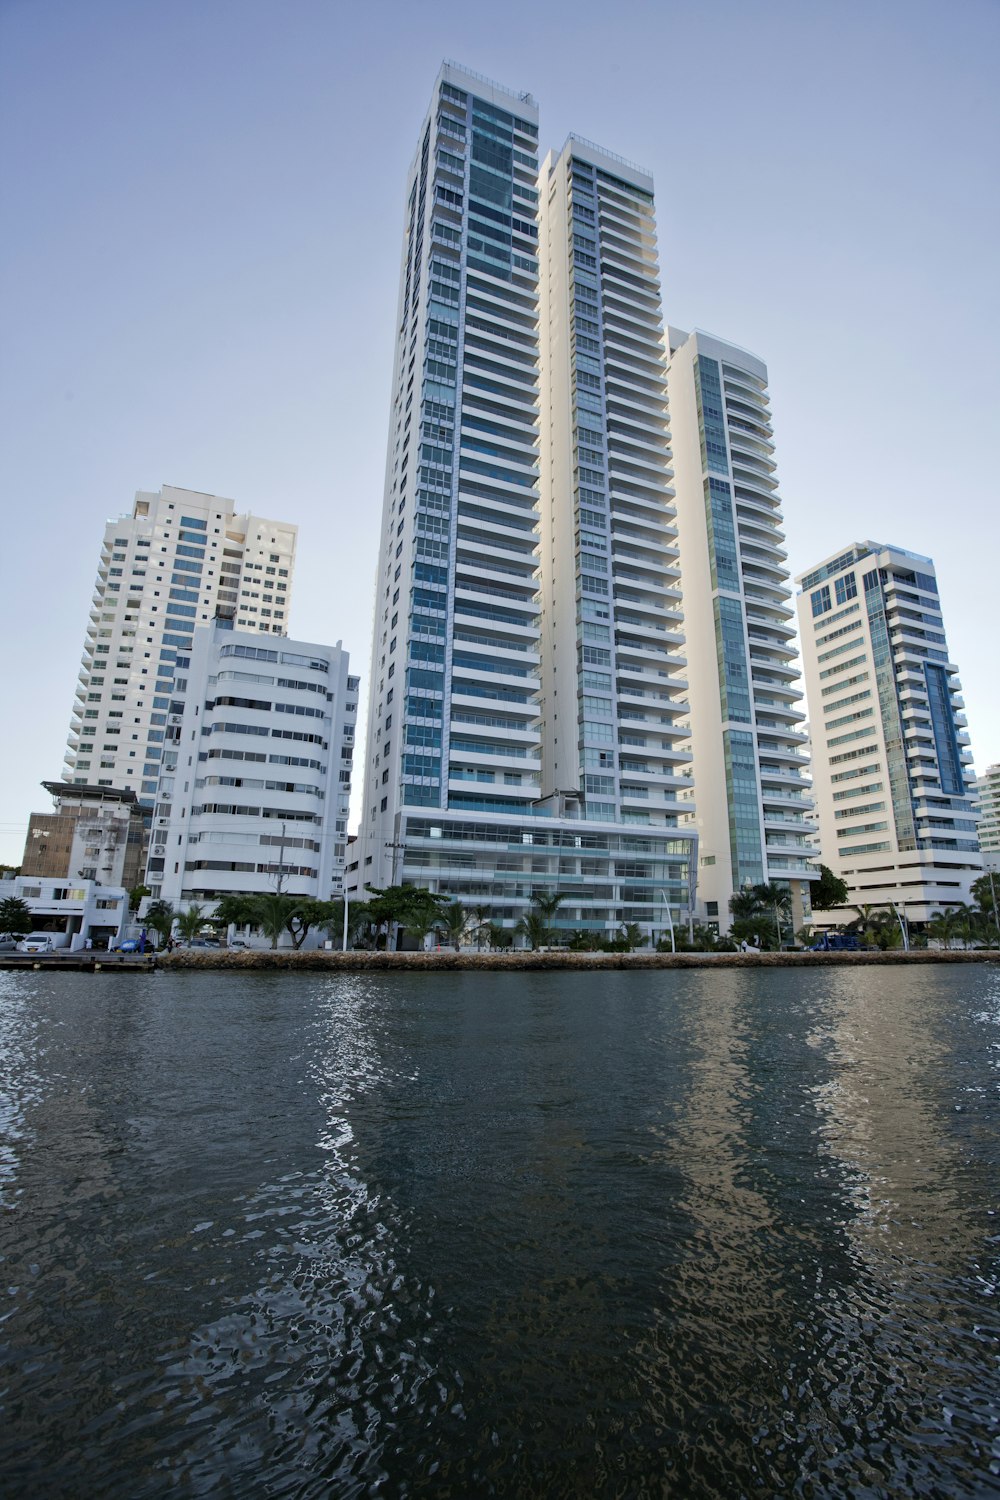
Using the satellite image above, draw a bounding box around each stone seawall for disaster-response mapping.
[156,949,1000,972]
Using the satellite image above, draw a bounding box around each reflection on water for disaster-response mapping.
[0,966,998,1496]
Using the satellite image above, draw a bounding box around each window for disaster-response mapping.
[811,585,832,617]
[834,571,858,606]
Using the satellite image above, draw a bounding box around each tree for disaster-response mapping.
[619,922,648,952]
[567,928,603,951]
[971,873,1000,941]
[729,887,761,921]
[812,865,849,910]
[730,916,769,950]
[176,903,208,942]
[364,885,447,950]
[0,896,34,939]
[144,900,175,948]
[515,910,548,951]
[487,921,513,951]
[250,893,304,949]
[753,881,792,949]
[531,890,565,924]
[684,923,719,952]
[471,904,491,951]
[951,903,981,950]
[927,908,960,951]
[212,894,260,933]
[284,898,340,950]
[514,890,566,950]
[320,899,371,949]
[440,900,467,950]
[127,884,151,914]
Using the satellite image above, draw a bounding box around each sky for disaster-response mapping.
[1,0,998,867]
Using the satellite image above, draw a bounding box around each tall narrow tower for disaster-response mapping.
[667,331,818,932]
[537,139,692,831]
[359,63,545,898]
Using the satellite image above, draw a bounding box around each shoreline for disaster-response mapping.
[4,949,997,974]
[153,948,1000,971]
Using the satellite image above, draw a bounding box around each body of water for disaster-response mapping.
[1,965,999,1496]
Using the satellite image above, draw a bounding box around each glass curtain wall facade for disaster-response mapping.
[667,331,817,933]
[357,65,694,935]
[797,541,982,921]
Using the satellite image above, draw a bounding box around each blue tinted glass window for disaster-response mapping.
[834,571,858,605]
[695,357,729,475]
[715,596,752,723]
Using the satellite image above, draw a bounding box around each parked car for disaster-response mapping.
[227,939,248,950]
[0,934,19,952]
[18,934,54,954]
[189,937,222,949]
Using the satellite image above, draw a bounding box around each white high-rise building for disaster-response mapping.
[796,541,981,921]
[667,330,818,933]
[356,64,695,937]
[974,764,1000,874]
[537,139,692,832]
[150,622,357,906]
[65,485,297,806]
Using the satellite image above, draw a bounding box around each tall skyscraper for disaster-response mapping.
[537,139,692,831]
[796,541,981,920]
[667,330,819,933]
[65,485,297,805]
[357,64,695,935]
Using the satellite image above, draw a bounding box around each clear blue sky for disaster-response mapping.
[2,0,997,866]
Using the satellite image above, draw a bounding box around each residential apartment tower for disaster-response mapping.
[65,485,297,805]
[796,542,981,921]
[667,330,818,932]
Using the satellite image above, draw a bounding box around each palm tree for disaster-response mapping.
[619,922,648,952]
[520,889,566,949]
[251,892,304,950]
[440,900,467,950]
[926,908,960,951]
[144,900,175,949]
[176,903,207,943]
[320,899,371,950]
[532,890,565,924]
[515,910,548,951]
[753,881,792,950]
[471,904,491,951]
[487,921,512,951]
[729,887,761,922]
[951,903,980,950]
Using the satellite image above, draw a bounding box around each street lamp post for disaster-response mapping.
[891,902,910,951]
[659,889,675,953]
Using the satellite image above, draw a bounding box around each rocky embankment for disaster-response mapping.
[156,948,1000,972]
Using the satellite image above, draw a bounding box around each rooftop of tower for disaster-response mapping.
[440,60,537,111]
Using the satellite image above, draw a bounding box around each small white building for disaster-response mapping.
[0,875,128,949]
[149,622,357,908]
